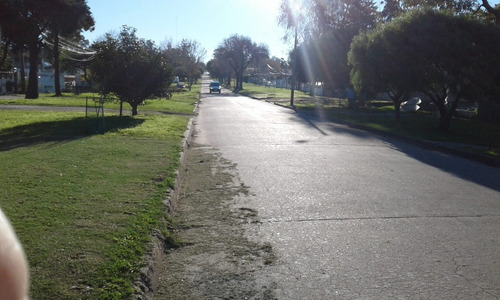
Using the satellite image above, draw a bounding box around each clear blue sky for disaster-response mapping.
[83,0,291,63]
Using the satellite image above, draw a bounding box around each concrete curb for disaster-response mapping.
[134,94,200,300]
[166,100,199,212]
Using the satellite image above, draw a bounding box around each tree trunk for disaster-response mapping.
[131,103,138,116]
[54,33,62,96]
[18,50,26,94]
[240,73,244,90]
[438,89,462,131]
[439,111,452,131]
[389,92,404,122]
[394,102,401,121]
[437,101,454,131]
[26,40,39,99]
[119,100,123,117]
[234,73,239,91]
[482,0,500,25]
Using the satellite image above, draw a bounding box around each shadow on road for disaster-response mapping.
[202,92,234,97]
[293,109,500,193]
[387,141,500,192]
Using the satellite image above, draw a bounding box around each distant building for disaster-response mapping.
[7,61,88,94]
[0,70,16,95]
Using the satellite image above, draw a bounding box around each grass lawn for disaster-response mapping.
[236,82,313,100]
[0,83,200,116]
[294,104,500,158]
[0,88,197,298]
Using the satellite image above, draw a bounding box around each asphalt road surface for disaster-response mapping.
[189,78,500,299]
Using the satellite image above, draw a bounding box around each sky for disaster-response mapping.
[83,0,292,63]
[83,0,500,63]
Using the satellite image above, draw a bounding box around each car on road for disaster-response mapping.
[209,81,221,94]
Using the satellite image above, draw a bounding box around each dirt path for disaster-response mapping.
[155,146,277,299]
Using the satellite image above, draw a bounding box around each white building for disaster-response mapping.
[9,61,85,94]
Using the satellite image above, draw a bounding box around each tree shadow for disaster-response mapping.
[0,116,145,152]
[293,109,372,139]
[292,109,500,192]
[378,137,500,192]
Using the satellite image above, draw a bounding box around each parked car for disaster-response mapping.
[209,81,221,94]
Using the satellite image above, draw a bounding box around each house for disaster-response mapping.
[10,61,88,94]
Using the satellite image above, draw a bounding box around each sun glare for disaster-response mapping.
[251,0,281,15]
[280,0,304,25]
[289,0,302,14]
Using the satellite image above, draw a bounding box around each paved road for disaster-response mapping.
[191,78,500,299]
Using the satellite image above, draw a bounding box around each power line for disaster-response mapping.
[41,32,97,57]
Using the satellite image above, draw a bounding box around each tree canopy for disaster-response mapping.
[215,35,269,91]
[90,26,173,116]
[162,39,206,91]
[46,0,94,96]
[349,9,500,129]
[279,0,378,91]
[206,53,233,85]
[0,0,94,99]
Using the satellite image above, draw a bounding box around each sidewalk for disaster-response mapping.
[0,94,24,100]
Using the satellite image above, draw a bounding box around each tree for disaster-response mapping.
[206,55,232,85]
[162,39,206,90]
[480,0,500,24]
[408,10,500,130]
[176,40,205,91]
[266,57,287,75]
[380,0,404,21]
[349,18,426,120]
[0,5,28,94]
[401,0,477,12]
[379,0,500,22]
[207,46,235,86]
[0,0,94,97]
[296,30,360,92]
[349,9,500,130]
[278,0,378,92]
[279,0,378,40]
[46,0,94,96]
[215,35,269,91]
[0,0,63,98]
[91,26,173,116]
[0,34,14,71]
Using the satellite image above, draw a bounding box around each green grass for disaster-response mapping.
[294,104,500,157]
[0,83,200,116]
[0,93,83,106]
[0,87,198,299]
